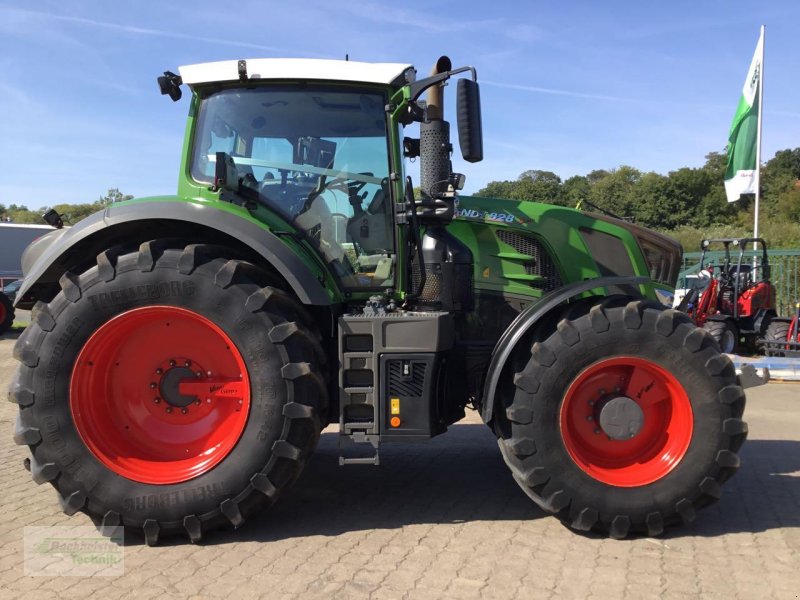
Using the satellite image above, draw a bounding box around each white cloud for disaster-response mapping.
[0,7,307,55]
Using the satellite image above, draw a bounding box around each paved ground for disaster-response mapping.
[0,329,798,600]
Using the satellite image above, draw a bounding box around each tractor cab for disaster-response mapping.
[159,57,483,305]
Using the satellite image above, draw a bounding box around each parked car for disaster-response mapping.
[3,279,22,302]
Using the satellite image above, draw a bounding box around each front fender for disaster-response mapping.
[480,275,649,423]
[15,199,333,308]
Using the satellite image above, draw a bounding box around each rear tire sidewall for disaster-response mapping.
[506,307,733,521]
[764,320,790,342]
[29,254,292,525]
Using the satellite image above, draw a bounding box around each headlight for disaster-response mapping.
[653,287,675,308]
[637,237,681,287]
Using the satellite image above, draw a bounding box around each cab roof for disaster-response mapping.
[178,58,414,87]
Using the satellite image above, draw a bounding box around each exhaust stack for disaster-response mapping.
[420,56,453,198]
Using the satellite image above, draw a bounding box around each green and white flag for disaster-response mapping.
[725,31,764,202]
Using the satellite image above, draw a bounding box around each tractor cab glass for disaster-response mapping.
[190,86,394,289]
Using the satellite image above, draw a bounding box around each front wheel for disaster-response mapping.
[497,300,747,538]
[703,319,738,354]
[10,242,327,544]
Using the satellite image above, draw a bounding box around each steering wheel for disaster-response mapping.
[299,172,375,216]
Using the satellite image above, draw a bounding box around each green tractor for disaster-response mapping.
[10,56,751,544]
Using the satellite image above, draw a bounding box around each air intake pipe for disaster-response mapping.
[420,56,453,198]
[409,56,474,313]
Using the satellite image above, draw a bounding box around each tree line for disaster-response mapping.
[0,188,133,225]
[3,151,800,251]
[476,148,800,249]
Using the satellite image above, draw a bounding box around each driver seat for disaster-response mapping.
[346,186,393,255]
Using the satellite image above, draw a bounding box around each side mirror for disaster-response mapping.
[457,79,483,163]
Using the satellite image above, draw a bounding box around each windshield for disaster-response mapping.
[191,86,395,289]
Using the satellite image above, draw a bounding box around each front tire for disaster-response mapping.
[497,300,747,538]
[10,241,327,545]
[703,319,738,354]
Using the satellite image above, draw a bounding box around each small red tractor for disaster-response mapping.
[681,238,789,354]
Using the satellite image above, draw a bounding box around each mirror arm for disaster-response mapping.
[407,66,477,104]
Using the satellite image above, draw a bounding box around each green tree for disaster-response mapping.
[630,172,674,228]
[514,170,564,205]
[562,175,590,207]
[587,166,641,218]
[477,180,516,198]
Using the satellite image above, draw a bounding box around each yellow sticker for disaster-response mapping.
[390,397,400,415]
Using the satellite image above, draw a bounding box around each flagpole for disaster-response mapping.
[753,24,765,250]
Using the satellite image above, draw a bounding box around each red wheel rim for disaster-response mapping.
[70,306,250,485]
[560,357,693,487]
[0,301,6,323]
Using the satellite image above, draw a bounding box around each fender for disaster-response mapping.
[480,275,650,423]
[14,199,333,307]
[754,308,781,335]
[705,314,735,322]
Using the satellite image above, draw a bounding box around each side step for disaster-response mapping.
[337,431,380,466]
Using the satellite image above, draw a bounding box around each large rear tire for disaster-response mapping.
[10,241,327,545]
[497,300,747,538]
[0,292,14,334]
[764,319,791,356]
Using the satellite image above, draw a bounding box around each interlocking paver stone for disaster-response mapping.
[1,333,799,599]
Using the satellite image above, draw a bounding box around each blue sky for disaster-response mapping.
[0,0,798,209]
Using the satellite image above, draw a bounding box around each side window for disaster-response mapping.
[191,87,395,290]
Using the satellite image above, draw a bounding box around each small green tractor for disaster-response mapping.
[10,56,753,544]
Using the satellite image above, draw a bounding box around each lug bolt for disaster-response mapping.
[207,370,212,376]
[614,387,621,393]
[153,397,161,404]
[195,399,201,406]
[594,428,601,434]
[599,388,606,396]
[150,382,157,389]
[588,400,595,406]
[196,372,202,378]
[586,415,594,421]
[155,368,163,375]
[181,408,188,415]
[206,398,211,404]
[169,360,176,367]
[166,407,173,414]
[238,400,242,405]
[184,360,192,367]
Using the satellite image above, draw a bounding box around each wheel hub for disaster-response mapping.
[559,356,694,487]
[598,396,644,440]
[158,365,199,408]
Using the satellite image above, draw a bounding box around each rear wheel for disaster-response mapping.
[764,320,791,356]
[704,319,738,354]
[10,241,327,544]
[0,292,14,334]
[497,300,747,538]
